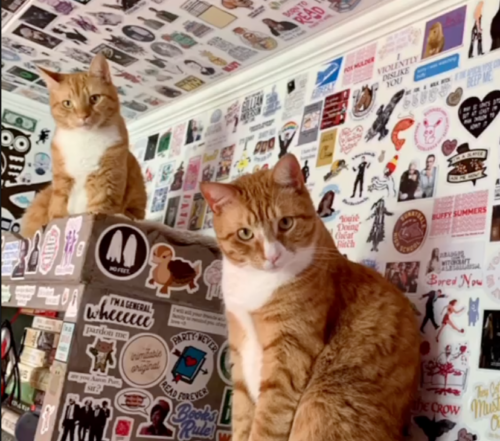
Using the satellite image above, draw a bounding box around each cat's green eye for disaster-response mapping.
[62,100,72,109]
[278,217,294,231]
[89,94,101,104]
[237,228,254,241]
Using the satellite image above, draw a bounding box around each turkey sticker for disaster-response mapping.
[95,224,149,281]
[146,243,202,297]
[159,331,217,402]
[458,90,500,138]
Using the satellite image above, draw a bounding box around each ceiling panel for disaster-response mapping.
[1,0,385,122]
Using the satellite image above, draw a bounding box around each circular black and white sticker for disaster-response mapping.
[95,224,149,281]
[122,25,155,42]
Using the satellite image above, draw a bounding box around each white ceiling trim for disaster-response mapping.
[127,0,466,143]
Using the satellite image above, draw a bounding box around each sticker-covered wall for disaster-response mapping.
[129,0,500,440]
[1,96,54,234]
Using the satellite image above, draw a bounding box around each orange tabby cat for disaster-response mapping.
[20,53,146,238]
[200,154,420,441]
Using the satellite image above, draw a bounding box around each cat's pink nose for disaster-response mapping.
[267,253,281,265]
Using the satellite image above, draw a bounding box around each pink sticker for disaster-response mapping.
[415,108,449,151]
[339,126,363,155]
[39,225,60,275]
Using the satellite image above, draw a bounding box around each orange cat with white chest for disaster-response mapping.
[20,54,146,238]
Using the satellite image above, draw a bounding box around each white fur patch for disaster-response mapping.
[55,126,122,214]
[222,245,315,402]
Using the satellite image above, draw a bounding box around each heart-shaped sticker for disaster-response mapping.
[339,125,363,155]
[458,90,500,138]
[446,87,463,106]
[441,139,457,156]
[185,356,197,367]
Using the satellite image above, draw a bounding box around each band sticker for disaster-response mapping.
[40,225,60,275]
[85,294,155,330]
[170,402,218,441]
[119,333,169,388]
[168,305,227,336]
[203,260,222,300]
[146,243,202,297]
[160,331,218,402]
[217,341,231,385]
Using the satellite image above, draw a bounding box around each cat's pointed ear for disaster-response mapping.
[89,53,112,83]
[273,154,304,189]
[200,182,238,215]
[37,66,62,91]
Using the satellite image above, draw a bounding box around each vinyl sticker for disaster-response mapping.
[183,155,202,191]
[83,324,130,342]
[54,322,75,363]
[282,2,332,28]
[317,184,340,222]
[14,285,36,306]
[85,294,155,330]
[441,139,457,156]
[338,125,363,155]
[484,249,500,303]
[391,117,414,151]
[424,241,484,289]
[19,5,57,29]
[217,431,231,441]
[39,225,60,275]
[479,310,500,370]
[95,224,149,281]
[282,73,308,120]
[366,198,394,252]
[206,36,258,62]
[203,260,222,300]
[55,216,82,276]
[321,90,350,130]
[175,76,205,92]
[92,44,138,67]
[232,27,277,51]
[164,196,181,227]
[311,57,343,100]
[119,333,169,388]
[122,25,155,42]
[262,86,282,117]
[113,417,134,441]
[331,0,363,12]
[392,210,427,255]
[414,108,449,151]
[115,388,153,417]
[188,193,207,231]
[57,394,113,441]
[446,144,488,186]
[13,24,62,49]
[316,129,337,168]
[420,340,470,398]
[455,60,500,89]
[344,152,375,205]
[241,91,264,125]
[216,145,236,181]
[342,42,377,86]
[40,404,55,435]
[160,331,217,401]
[335,214,361,251]
[7,66,39,82]
[411,396,461,419]
[170,401,218,441]
[217,341,231,385]
[168,305,227,337]
[181,1,237,29]
[86,337,116,376]
[365,90,404,141]
[67,371,123,393]
[446,87,463,107]
[397,155,437,201]
[414,54,460,81]
[10,238,29,280]
[151,187,168,213]
[136,397,175,438]
[350,83,378,120]
[469,380,500,436]
[298,101,322,145]
[218,387,232,427]
[458,90,500,138]
[146,243,202,297]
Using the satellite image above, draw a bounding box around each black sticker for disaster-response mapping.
[95,224,149,281]
[19,5,57,29]
[144,134,159,161]
[13,23,62,49]
[91,43,138,67]
[7,66,39,82]
[122,25,155,42]
[164,197,180,227]
[479,310,500,370]
[447,143,488,185]
[458,90,500,138]
[287,80,295,94]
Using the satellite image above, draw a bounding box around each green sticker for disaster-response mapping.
[2,109,37,133]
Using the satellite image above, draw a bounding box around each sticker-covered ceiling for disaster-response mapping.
[1,0,386,122]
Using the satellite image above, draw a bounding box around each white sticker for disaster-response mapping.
[68,372,123,392]
[146,243,202,298]
[45,294,60,306]
[1,241,20,277]
[170,402,218,441]
[61,288,70,305]
[1,285,11,304]
[160,331,217,402]
[136,397,175,439]
[119,333,169,388]
[85,294,155,330]
[55,322,75,363]
[203,260,222,300]
[168,305,227,337]
[83,324,130,341]
[14,285,36,306]
[40,404,55,435]
[55,216,83,276]
[95,224,150,281]
[86,337,117,376]
[484,247,500,303]
[38,286,54,298]
[115,388,153,417]
[66,289,79,318]
[217,341,231,386]
[112,416,135,441]
[76,241,86,257]
[39,225,61,275]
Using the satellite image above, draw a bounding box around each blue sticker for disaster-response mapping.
[171,402,218,441]
[1,49,21,62]
[414,54,460,82]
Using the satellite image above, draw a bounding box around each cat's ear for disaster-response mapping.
[37,66,62,91]
[200,182,238,214]
[273,154,304,189]
[89,53,112,83]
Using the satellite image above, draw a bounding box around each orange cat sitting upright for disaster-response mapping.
[21,53,147,238]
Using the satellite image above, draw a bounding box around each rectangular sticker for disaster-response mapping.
[54,322,75,363]
[321,90,350,130]
[298,101,322,145]
[316,129,337,167]
[168,305,226,336]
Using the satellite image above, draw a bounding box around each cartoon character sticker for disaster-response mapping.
[55,216,82,276]
[87,338,116,375]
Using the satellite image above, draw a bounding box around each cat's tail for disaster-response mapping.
[20,184,52,238]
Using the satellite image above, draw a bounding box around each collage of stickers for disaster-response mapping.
[1,107,55,234]
[1,0,383,121]
[131,1,500,440]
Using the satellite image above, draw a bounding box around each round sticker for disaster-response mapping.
[392,210,427,254]
[161,331,218,402]
[95,224,149,281]
[217,341,231,385]
[150,42,182,58]
[122,25,155,42]
[119,333,169,388]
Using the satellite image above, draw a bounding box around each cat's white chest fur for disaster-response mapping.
[55,127,122,215]
[222,251,313,402]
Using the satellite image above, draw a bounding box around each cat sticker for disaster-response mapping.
[468,298,480,326]
[146,243,202,297]
[87,338,116,375]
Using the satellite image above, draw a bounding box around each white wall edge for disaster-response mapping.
[2,91,52,122]
[127,0,466,143]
